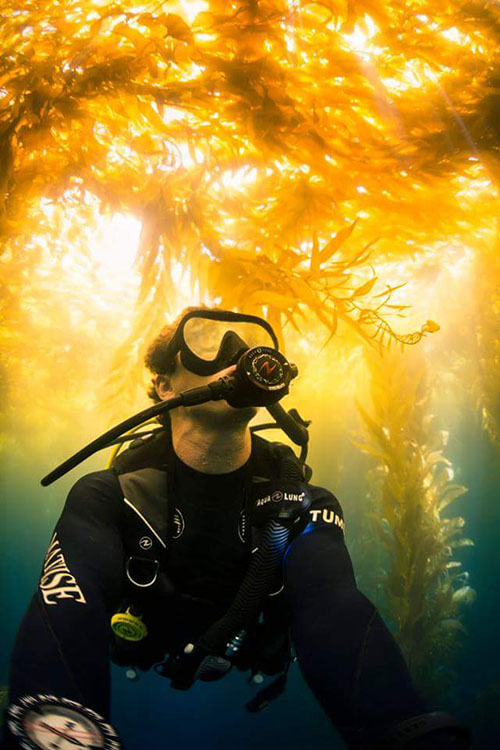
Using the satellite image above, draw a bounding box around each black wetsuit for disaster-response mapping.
[7,451,436,749]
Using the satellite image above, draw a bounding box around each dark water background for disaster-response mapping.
[1,397,499,749]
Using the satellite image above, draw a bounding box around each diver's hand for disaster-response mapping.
[156,643,231,689]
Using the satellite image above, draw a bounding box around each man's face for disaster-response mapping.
[155,354,259,427]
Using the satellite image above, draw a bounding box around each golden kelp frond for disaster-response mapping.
[472,238,500,447]
[204,236,441,348]
[104,222,439,394]
[2,0,498,245]
[354,347,475,700]
[0,193,144,448]
[2,1,498,209]
[1,0,499,418]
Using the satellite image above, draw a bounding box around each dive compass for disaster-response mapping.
[7,695,121,750]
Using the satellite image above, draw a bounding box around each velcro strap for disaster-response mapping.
[250,480,311,524]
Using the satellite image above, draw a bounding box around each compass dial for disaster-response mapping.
[8,696,121,750]
[24,706,104,749]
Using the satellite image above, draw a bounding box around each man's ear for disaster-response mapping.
[155,375,174,400]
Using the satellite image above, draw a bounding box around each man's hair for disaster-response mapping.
[144,305,212,404]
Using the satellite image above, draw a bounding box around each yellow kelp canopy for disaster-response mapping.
[1,0,499,429]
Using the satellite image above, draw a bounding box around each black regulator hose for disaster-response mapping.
[157,523,292,690]
[198,452,304,653]
[158,453,303,690]
[199,519,291,655]
[41,347,299,487]
[41,384,222,487]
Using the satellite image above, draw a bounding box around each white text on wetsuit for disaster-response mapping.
[40,533,87,605]
[309,508,345,531]
[256,492,305,507]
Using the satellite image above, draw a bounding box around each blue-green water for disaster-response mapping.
[1,405,499,749]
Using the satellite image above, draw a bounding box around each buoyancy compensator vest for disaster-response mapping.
[109,419,313,711]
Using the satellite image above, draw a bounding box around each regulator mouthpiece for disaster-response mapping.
[224,347,297,407]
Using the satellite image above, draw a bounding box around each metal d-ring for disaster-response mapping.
[126,556,160,588]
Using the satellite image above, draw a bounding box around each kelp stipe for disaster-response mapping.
[353,347,475,703]
[472,239,500,449]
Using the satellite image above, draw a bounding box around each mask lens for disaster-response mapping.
[183,317,274,362]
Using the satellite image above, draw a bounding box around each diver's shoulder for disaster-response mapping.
[68,469,122,500]
[64,469,124,524]
[307,482,343,511]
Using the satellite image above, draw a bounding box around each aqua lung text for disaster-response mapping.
[256,491,305,507]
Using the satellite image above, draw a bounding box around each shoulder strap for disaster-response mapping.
[119,468,169,548]
[112,424,171,474]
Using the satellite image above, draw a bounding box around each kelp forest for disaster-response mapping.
[1,0,500,748]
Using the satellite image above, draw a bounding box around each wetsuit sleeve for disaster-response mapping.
[283,487,427,746]
[8,470,125,723]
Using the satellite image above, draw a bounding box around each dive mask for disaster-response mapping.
[167,309,280,377]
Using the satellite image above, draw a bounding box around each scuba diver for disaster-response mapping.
[5,307,471,750]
